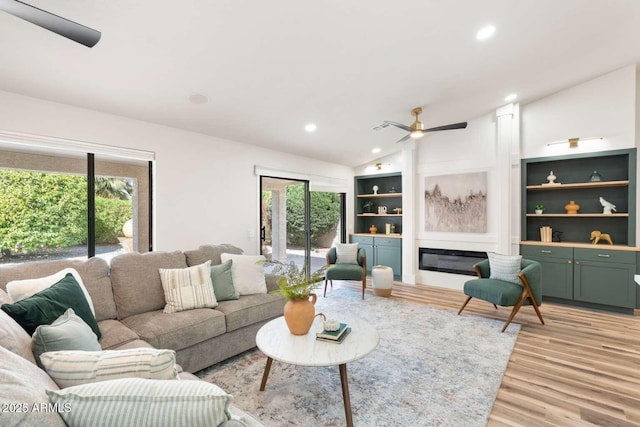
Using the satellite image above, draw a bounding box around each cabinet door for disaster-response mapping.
[375,244,401,277]
[521,246,573,299]
[573,260,636,308]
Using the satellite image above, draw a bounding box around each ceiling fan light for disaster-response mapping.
[410,130,424,138]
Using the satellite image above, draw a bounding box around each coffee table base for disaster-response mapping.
[259,357,354,427]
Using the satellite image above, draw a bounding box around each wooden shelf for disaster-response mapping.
[357,214,402,217]
[357,193,402,198]
[526,180,629,190]
[526,213,628,218]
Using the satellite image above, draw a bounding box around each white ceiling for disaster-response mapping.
[1,0,639,167]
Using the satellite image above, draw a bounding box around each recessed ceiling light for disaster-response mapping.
[304,123,317,132]
[504,93,518,102]
[188,93,208,105]
[372,148,381,154]
[476,25,496,40]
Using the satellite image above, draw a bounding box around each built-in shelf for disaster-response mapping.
[357,193,402,198]
[526,180,629,190]
[526,213,629,218]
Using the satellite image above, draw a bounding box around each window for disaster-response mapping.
[0,136,153,265]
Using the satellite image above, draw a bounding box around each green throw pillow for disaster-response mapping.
[210,260,239,301]
[32,308,101,368]
[1,273,101,339]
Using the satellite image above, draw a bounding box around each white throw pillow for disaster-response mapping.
[39,348,180,389]
[336,243,359,264]
[487,252,522,284]
[159,261,217,313]
[47,378,233,427]
[220,253,267,295]
[6,268,95,315]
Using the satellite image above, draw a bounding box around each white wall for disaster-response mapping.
[0,90,354,254]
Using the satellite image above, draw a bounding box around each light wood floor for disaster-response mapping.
[336,280,640,426]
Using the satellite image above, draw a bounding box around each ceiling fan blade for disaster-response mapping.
[0,0,101,47]
[395,134,412,144]
[424,122,468,132]
[383,121,412,132]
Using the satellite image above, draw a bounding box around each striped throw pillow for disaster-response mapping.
[47,378,233,427]
[39,348,179,389]
[487,252,522,284]
[159,260,218,313]
[336,243,358,264]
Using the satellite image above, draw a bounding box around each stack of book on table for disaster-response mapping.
[316,322,351,344]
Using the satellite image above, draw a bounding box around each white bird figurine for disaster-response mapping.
[599,197,616,214]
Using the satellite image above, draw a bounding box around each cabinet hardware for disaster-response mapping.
[575,261,580,265]
[597,254,611,258]
[541,250,551,254]
[568,260,572,264]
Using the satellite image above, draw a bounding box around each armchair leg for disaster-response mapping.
[323,279,328,297]
[530,297,545,325]
[361,276,366,300]
[457,296,473,315]
[501,292,527,332]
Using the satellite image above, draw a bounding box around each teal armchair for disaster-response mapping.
[457,258,544,332]
[324,247,367,299]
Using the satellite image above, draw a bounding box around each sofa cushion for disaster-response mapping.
[40,348,179,389]
[1,273,101,339]
[184,243,244,267]
[211,260,239,301]
[47,378,232,427]
[32,308,102,367]
[0,307,37,364]
[97,319,140,350]
[0,257,116,322]
[216,293,286,332]
[121,308,226,350]
[0,345,66,427]
[159,261,218,313]
[110,251,187,319]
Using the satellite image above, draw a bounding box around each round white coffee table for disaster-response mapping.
[256,314,379,427]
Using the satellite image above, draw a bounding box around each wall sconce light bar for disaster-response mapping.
[547,137,603,148]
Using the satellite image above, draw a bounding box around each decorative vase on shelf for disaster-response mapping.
[369,224,377,234]
[565,200,580,214]
[283,293,317,335]
[535,209,544,215]
[547,171,557,184]
[589,170,603,182]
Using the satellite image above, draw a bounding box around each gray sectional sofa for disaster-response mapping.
[0,243,285,426]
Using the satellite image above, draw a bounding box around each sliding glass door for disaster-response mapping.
[260,176,345,276]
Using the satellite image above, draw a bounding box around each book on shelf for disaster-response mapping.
[316,327,351,344]
[316,323,348,340]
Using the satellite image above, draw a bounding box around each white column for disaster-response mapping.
[495,103,521,254]
[401,144,416,284]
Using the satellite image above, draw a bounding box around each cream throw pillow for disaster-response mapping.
[220,253,267,295]
[487,252,522,284]
[159,261,217,313]
[6,268,95,315]
[336,243,359,264]
[39,348,179,389]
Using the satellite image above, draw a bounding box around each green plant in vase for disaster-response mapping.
[262,259,327,335]
[362,200,374,214]
[535,204,544,214]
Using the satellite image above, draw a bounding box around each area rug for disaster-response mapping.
[197,287,519,426]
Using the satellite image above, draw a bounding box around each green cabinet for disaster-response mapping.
[350,235,402,278]
[573,248,636,309]
[521,245,573,299]
[521,244,637,313]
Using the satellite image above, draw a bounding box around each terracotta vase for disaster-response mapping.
[565,200,580,214]
[369,224,377,234]
[283,293,317,335]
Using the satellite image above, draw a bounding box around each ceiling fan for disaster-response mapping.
[0,0,100,47]
[383,107,467,143]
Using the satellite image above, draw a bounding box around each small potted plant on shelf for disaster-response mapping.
[535,204,545,214]
[362,200,374,214]
[263,259,327,335]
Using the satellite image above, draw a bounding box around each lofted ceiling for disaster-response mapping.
[0,0,639,167]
